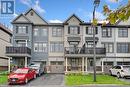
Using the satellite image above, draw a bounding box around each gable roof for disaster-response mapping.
[64,14,83,24]
[24,8,48,24]
[12,14,33,24]
[0,23,12,36]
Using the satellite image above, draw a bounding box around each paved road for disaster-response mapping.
[1,74,130,87]
[119,78,130,83]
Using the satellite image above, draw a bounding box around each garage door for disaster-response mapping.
[50,61,64,73]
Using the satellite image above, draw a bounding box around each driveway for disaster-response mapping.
[25,74,64,87]
[2,74,65,87]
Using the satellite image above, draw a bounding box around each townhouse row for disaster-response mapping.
[6,8,130,73]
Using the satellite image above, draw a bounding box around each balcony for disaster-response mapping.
[6,46,31,57]
[65,47,106,57]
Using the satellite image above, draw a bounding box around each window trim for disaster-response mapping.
[118,28,128,38]
[117,43,130,53]
[102,28,112,38]
[102,42,114,53]
[68,26,80,35]
[52,27,62,37]
[50,42,64,53]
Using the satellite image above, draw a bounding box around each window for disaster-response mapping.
[34,43,38,52]
[50,42,64,52]
[102,43,114,53]
[86,42,94,47]
[117,43,129,53]
[68,26,80,34]
[118,28,128,37]
[16,26,28,34]
[102,28,112,37]
[34,29,38,36]
[41,29,47,36]
[16,40,26,47]
[52,27,62,37]
[86,27,98,35]
[34,42,47,52]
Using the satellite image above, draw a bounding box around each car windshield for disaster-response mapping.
[123,66,130,71]
[14,69,28,74]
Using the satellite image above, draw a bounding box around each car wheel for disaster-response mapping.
[25,78,28,84]
[34,74,36,79]
[117,73,121,78]
[109,70,112,76]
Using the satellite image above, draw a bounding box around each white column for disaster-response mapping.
[101,59,104,73]
[25,57,27,67]
[25,40,27,47]
[85,57,87,72]
[65,57,68,72]
[47,61,50,73]
[82,57,84,72]
[8,57,11,72]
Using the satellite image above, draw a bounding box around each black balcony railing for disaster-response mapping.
[65,47,106,55]
[6,46,31,55]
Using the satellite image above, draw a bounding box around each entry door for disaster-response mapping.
[18,58,25,68]
[87,59,93,71]
[50,61,64,73]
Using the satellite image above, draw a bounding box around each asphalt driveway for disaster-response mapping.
[26,74,65,87]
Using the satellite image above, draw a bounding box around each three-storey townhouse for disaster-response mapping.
[6,8,130,74]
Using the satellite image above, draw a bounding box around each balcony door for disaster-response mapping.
[69,42,79,54]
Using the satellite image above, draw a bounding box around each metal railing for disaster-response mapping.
[6,46,31,55]
[65,47,106,54]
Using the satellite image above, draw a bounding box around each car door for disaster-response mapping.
[111,66,116,75]
[113,66,121,75]
[116,66,121,74]
[28,69,33,80]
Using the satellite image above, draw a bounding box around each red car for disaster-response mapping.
[8,68,36,84]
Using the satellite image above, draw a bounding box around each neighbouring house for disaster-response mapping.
[6,8,130,74]
[0,23,12,71]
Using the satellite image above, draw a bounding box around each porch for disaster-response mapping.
[65,57,104,73]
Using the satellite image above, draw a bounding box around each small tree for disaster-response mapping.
[103,0,130,24]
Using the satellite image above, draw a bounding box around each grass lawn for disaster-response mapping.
[65,74,130,86]
[0,75,8,85]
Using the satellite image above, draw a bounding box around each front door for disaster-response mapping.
[68,58,82,71]
[18,58,25,68]
[87,58,93,71]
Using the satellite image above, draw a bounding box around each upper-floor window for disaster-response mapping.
[118,28,128,37]
[34,42,47,52]
[86,27,98,35]
[34,28,47,36]
[52,27,62,37]
[41,29,47,36]
[68,26,80,35]
[16,40,26,47]
[16,26,28,34]
[117,43,129,53]
[86,42,94,47]
[102,43,114,53]
[50,42,64,52]
[102,28,112,37]
[34,29,38,36]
